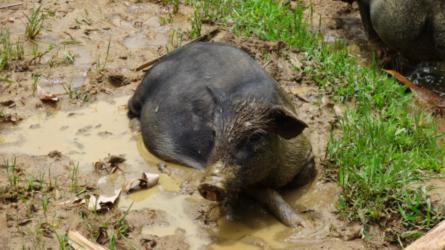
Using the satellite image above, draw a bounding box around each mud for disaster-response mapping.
[0,0,406,249]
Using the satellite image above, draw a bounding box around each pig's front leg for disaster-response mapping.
[247,188,307,227]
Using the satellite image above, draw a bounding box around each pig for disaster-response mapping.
[356,0,445,61]
[128,42,314,227]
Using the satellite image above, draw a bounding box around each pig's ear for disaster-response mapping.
[269,106,307,139]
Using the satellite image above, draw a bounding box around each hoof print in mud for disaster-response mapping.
[129,42,315,227]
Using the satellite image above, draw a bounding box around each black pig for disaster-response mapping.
[356,0,445,61]
[128,42,314,226]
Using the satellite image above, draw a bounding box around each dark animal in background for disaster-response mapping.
[356,0,445,61]
[128,42,314,227]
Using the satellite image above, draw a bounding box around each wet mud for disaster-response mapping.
[0,0,435,249]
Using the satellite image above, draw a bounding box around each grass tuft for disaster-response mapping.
[0,30,24,70]
[25,6,45,40]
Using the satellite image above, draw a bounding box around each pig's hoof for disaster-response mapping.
[283,213,308,228]
[129,118,141,132]
[198,183,226,202]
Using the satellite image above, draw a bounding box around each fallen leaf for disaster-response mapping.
[385,69,445,108]
[37,85,59,103]
[88,189,121,211]
[123,172,160,193]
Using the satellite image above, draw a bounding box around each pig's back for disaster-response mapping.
[133,42,281,169]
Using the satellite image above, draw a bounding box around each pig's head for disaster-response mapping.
[198,87,307,207]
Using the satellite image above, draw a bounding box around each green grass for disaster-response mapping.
[0,30,24,70]
[96,39,111,72]
[190,0,445,244]
[25,6,45,40]
[5,158,19,188]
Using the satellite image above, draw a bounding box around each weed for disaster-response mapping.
[26,176,36,192]
[108,234,117,250]
[190,0,445,243]
[54,232,67,250]
[0,30,25,70]
[25,6,45,40]
[0,75,13,84]
[190,9,202,39]
[70,162,80,192]
[31,43,55,64]
[31,73,40,96]
[63,50,75,65]
[5,158,19,187]
[62,84,89,102]
[46,168,57,191]
[166,29,184,53]
[160,13,174,25]
[96,39,111,72]
[115,203,132,238]
[41,194,49,215]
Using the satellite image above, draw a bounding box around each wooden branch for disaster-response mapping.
[405,221,445,250]
[0,2,23,9]
[134,28,220,71]
[68,231,108,250]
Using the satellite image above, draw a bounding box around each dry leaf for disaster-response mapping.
[88,189,121,211]
[37,85,59,103]
[123,172,160,193]
[385,69,445,108]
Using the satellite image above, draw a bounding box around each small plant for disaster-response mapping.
[170,0,180,14]
[62,84,89,102]
[5,158,18,188]
[26,176,36,191]
[115,204,132,238]
[54,231,67,250]
[190,9,202,39]
[70,162,80,192]
[108,234,117,250]
[160,13,174,25]
[63,50,75,65]
[96,39,111,72]
[25,6,45,40]
[31,43,55,64]
[166,29,184,52]
[0,30,25,70]
[0,76,13,84]
[31,73,40,96]
[41,194,49,215]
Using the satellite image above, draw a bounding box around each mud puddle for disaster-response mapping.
[0,94,364,249]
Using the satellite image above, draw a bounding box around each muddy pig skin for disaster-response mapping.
[128,42,314,227]
[357,0,445,61]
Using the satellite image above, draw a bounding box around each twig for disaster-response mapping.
[68,231,107,250]
[405,220,445,250]
[0,2,22,9]
[134,28,221,71]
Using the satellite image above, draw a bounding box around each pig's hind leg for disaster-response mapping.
[247,188,307,228]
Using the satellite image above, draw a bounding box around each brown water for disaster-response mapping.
[0,95,365,249]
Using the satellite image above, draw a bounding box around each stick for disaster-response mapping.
[134,28,220,71]
[68,231,108,250]
[0,2,23,9]
[405,221,445,250]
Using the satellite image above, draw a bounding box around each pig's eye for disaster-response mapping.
[248,133,265,144]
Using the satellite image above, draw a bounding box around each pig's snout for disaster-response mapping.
[198,161,238,202]
[198,176,227,202]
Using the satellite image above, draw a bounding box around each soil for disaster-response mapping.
[0,0,431,249]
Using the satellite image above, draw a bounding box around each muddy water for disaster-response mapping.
[0,95,363,249]
[407,63,445,96]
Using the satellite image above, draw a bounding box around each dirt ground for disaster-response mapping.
[0,0,400,249]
